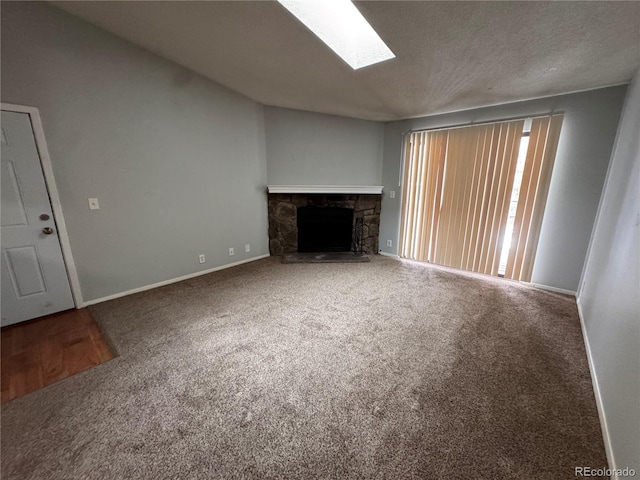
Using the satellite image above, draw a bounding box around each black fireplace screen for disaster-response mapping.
[297,207,353,252]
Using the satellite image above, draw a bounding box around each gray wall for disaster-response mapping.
[380,87,627,291]
[264,106,384,186]
[1,3,269,302]
[578,70,640,474]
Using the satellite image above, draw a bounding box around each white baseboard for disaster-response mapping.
[83,254,270,306]
[528,283,576,296]
[378,251,399,258]
[576,299,616,475]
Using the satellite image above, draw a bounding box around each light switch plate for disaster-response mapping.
[389,190,396,199]
[88,198,100,210]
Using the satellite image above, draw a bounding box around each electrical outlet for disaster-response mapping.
[387,240,393,247]
[389,190,396,199]
[88,198,100,210]
[199,254,205,264]
[229,247,235,256]
[245,244,251,253]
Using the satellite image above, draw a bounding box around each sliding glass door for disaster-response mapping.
[399,114,563,282]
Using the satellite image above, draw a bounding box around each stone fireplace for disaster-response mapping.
[267,187,382,256]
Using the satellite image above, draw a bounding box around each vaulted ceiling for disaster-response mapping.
[53,1,640,121]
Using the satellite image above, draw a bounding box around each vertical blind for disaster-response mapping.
[399,114,563,282]
[505,115,563,281]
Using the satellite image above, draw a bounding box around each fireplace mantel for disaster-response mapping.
[267,185,383,195]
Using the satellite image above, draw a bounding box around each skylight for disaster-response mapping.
[278,0,396,70]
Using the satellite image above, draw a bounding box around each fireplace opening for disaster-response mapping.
[297,207,353,252]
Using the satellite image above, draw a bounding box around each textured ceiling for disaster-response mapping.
[53,1,640,121]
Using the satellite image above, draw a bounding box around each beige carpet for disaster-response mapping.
[1,256,607,479]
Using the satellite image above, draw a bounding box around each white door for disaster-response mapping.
[1,110,74,326]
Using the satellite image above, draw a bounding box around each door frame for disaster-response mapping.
[1,102,84,308]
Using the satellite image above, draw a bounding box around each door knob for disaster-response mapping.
[42,227,54,235]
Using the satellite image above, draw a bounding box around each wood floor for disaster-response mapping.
[1,308,114,403]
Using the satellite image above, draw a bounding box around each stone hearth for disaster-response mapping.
[268,194,381,255]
